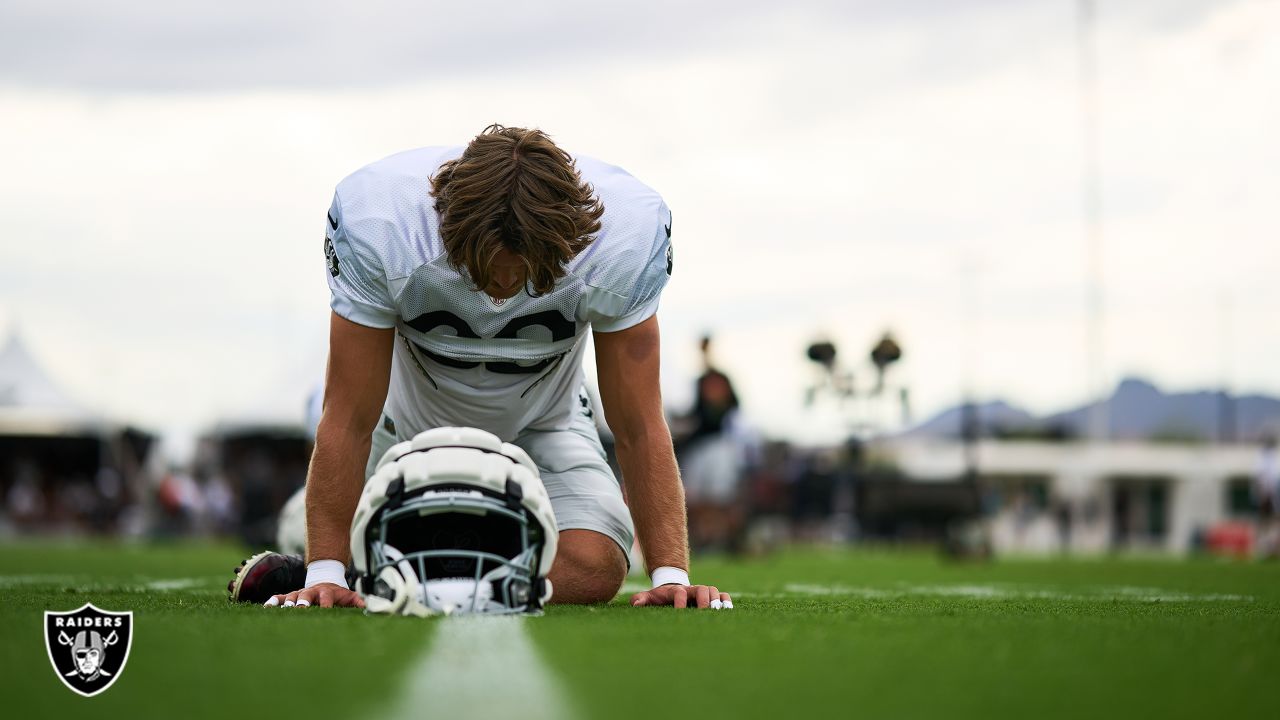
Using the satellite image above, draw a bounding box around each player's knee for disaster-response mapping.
[548,529,626,605]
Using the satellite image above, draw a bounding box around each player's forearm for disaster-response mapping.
[304,421,372,565]
[615,422,689,574]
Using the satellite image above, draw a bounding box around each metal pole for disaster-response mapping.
[1077,0,1108,442]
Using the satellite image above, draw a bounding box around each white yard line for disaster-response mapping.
[384,615,577,720]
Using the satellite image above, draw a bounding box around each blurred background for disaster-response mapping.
[1,0,1277,559]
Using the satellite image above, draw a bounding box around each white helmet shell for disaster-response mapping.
[350,427,558,615]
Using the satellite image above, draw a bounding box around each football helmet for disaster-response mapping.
[350,426,558,616]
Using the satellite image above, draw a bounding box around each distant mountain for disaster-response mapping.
[1048,378,1280,442]
[903,400,1037,439]
[906,378,1280,442]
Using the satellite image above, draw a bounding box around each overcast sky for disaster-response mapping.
[1,0,1276,452]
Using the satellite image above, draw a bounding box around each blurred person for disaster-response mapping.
[235,449,278,546]
[791,449,841,542]
[304,381,324,442]
[202,474,237,536]
[679,335,748,552]
[6,459,45,531]
[154,468,202,537]
[741,441,796,556]
[1255,437,1280,557]
[232,125,730,611]
[685,336,740,446]
[1052,498,1073,553]
[56,475,99,533]
[1012,488,1035,541]
[91,467,124,532]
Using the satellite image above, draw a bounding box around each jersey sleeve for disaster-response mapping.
[590,202,674,333]
[324,191,398,329]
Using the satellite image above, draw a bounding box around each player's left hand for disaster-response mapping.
[630,584,733,609]
[264,582,365,609]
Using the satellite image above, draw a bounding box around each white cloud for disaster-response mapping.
[0,0,1275,449]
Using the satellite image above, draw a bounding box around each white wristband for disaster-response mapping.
[305,559,349,590]
[650,566,690,588]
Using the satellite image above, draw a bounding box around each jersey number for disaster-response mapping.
[404,310,575,374]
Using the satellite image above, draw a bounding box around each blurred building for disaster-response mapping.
[880,438,1262,555]
[0,333,154,535]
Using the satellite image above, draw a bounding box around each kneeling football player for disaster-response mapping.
[229,125,730,611]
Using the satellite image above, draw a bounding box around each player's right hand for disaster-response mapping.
[264,583,365,609]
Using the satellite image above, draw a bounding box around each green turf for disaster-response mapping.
[2,542,1277,719]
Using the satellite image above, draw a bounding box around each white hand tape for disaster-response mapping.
[650,566,690,589]
[305,559,349,590]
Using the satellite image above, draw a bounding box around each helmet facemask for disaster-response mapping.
[361,484,547,615]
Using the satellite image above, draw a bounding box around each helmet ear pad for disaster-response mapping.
[364,566,411,615]
[363,546,424,616]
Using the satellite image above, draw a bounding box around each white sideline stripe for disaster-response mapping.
[1,573,1252,603]
[0,574,79,587]
[384,616,576,720]
[143,578,208,591]
[0,574,217,592]
[778,583,1254,602]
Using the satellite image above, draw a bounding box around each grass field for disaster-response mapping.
[2,542,1278,719]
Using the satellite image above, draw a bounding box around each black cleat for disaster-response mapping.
[228,552,306,604]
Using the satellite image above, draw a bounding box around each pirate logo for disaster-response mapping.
[44,603,133,697]
[324,235,341,277]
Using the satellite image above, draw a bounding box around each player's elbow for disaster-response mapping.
[316,403,382,444]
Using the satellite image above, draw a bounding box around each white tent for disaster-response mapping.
[0,333,105,435]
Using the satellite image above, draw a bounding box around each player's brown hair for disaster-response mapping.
[431,125,604,296]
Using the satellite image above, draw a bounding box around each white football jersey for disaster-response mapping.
[323,146,673,442]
